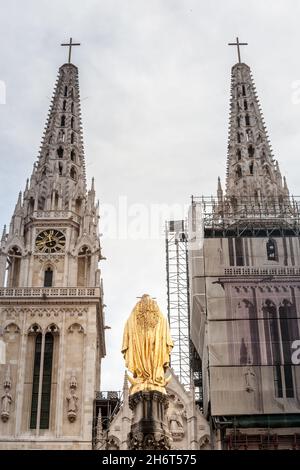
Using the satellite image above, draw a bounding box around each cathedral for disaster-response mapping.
[0,38,300,450]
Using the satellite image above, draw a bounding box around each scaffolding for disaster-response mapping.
[191,195,300,237]
[165,220,191,389]
[93,390,122,445]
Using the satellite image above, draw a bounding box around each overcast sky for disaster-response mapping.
[1,0,300,391]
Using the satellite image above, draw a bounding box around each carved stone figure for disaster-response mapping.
[1,391,12,422]
[168,394,185,441]
[244,365,256,393]
[1,365,12,423]
[169,409,184,440]
[66,373,79,422]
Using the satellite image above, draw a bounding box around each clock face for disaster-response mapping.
[35,229,66,253]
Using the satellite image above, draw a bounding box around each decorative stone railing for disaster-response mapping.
[224,267,300,276]
[26,210,81,224]
[0,287,100,298]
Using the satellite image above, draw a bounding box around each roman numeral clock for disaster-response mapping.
[35,229,66,254]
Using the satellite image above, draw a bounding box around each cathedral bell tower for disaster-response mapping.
[189,38,300,449]
[0,41,106,449]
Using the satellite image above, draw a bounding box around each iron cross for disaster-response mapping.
[61,37,81,64]
[228,37,248,63]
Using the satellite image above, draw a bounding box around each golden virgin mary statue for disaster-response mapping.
[122,294,174,395]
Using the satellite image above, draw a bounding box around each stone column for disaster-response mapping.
[128,391,172,450]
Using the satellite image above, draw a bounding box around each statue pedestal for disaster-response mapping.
[128,391,172,450]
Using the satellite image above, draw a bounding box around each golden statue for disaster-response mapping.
[122,294,174,395]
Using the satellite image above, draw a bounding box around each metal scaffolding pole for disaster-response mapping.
[165,220,191,389]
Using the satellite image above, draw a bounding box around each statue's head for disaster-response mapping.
[135,294,160,328]
[141,293,150,301]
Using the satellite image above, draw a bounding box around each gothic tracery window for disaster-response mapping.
[248,145,255,158]
[57,146,64,158]
[44,267,53,287]
[30,332,55,430]
[263,299,297,399]
[266,239,278,261]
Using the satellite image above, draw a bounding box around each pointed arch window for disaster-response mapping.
[235,238,244,266]
[38,197,46,211]
[249,162,254,175]
[7,246,22,287]
[71,149,76,162]
[71,102,74,114]
[30,332,54,430]
[71,133,75,144]
[44,267,53,287]
[263,299,296,399]
[242,85,246,96]
[57,146,64,158]
[62,100,67,111]
[70,88,74,99]
[248,145,255,158]
[236,149,242,161]
[59,163,63,176]
[58,130,65,143]
[267,239,278,261]
[75,198,82,214]
[71,117,74,129]
[30,332,42,429]
[237,132,242,143]
[54,191,59,210]
[64,86,68,97]
[77,246,92,286]
[245,114,250,126]
[237,116,241,128]
[29,197,35,214]
[61,115,66,127]
[244,100,248,111]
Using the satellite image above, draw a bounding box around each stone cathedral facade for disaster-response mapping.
[0,61,105,449]
[189,57,300,449]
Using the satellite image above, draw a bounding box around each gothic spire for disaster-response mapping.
[28,62,86,212]
[224,60,289,211]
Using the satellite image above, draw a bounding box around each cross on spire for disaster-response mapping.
[61,37,81,64]
[228,37,248,63]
